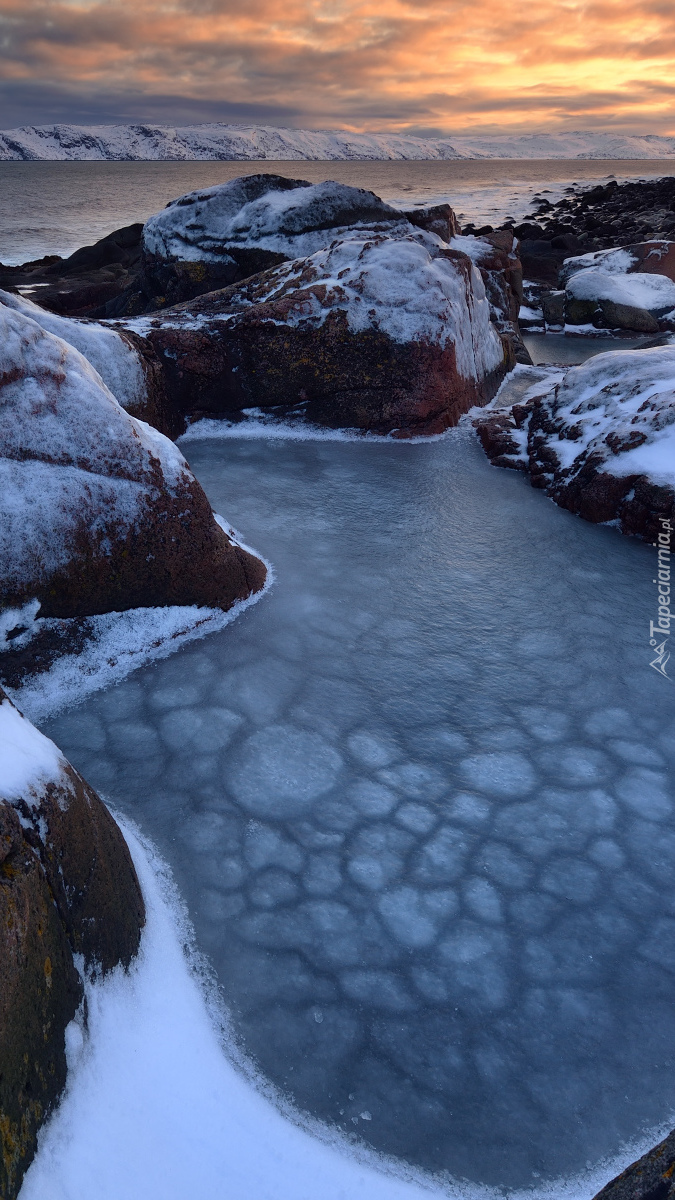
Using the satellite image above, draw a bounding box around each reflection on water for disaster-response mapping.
[44,430,675,1190]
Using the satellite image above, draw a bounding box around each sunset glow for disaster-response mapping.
[0,0,674,131]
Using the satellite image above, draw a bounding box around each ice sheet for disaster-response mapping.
[37,430,675,1190]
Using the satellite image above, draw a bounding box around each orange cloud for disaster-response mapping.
[1,0,675,132]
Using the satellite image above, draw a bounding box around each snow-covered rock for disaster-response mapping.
[474,350,675,539]
[0,684,144,1200]
[3,123,675,162]
[560,240,675,331]
[0,288,178,436]
[0,301,266,616]
[142,174,405,263]
[560,240,675,286]
[122,229,511,435]
[565,267,675,331]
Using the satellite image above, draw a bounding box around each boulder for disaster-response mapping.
[0,686,145,1199]
[540,289,565,327]
[451,230,531,363]
[120,229,512,436]
[0,289,180,438]
[0,301,266,617]
[0,224,143,319]
[135,173,416,312]
[474,346,675,541]
[591,1129,675,1200]
[564,266,675,331]
[560,240,675,287]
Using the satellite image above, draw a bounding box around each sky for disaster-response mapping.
[1,0,675,134]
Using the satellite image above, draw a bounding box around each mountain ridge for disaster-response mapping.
[2,123,675,161]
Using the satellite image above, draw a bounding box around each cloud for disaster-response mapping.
[0,0,675,133]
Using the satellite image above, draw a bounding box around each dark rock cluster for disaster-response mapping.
[463,174,675,284]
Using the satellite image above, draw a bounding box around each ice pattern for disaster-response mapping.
[44,430,675,1191]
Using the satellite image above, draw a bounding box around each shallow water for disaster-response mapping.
[44,429,675,1191]
[523,332,659,366]
[1,158,672,264]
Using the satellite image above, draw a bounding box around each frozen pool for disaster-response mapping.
[44,429,675,1191]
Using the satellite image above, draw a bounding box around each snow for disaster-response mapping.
[4,123,675,162]
[16,428,675,1196]
[202,230,504,381]
[0,300,186,489]
[560,247,640,285]
[566,266,675,314]
[18,819,447,1200]
[143,175,404,262]
[531,346,675,488]
[0,695,64,803]
[0,289,147,414]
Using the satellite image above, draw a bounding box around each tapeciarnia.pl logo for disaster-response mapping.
[650,516,672,679]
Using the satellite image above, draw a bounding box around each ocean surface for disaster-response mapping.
[1,157,674,265]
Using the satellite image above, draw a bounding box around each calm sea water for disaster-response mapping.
[1,158,673,265]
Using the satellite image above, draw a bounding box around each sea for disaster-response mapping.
[2,157,675,265]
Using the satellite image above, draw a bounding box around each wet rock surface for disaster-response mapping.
[0,687,144,1199]
[0,300,266,616]
[44,431,675,1190]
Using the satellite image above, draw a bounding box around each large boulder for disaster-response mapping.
[0,301,266,616]
[120,229,512,436]
[135,174,417,311]
[474,348,675,540]
[560,240,675,331]
[560,239,675,286]
[0,288,180,438]
[452,230,530,363]
[564,266,675,332]
[0,686,145,1199]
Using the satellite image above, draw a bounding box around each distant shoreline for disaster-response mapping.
[3,122,675,162]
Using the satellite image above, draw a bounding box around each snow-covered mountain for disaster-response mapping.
[2,123,675,162]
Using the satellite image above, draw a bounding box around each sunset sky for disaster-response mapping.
[1,0,674,134]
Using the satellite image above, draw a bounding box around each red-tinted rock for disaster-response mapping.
[0,688,145,1199]
[0,300,266,617]
[120,230,513,436]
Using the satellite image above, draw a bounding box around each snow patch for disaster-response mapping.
[0,696,64,802]
[0,289,147,413]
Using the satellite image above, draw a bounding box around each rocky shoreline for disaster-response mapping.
[1,169,675,1198]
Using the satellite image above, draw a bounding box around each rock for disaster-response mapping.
[136,173,416,312]
[564,266,675,331]
[474,346,675,540]
[452,231,531,363]
[0,300,266,616]
[0,288,181,438]
[591,1129,675,1200]
[0,224,143,319]
[518,238,569,286]
[540,290,565,326]
[120,229,512,436]
[0,686,145,1198]
[401,203,459,242]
